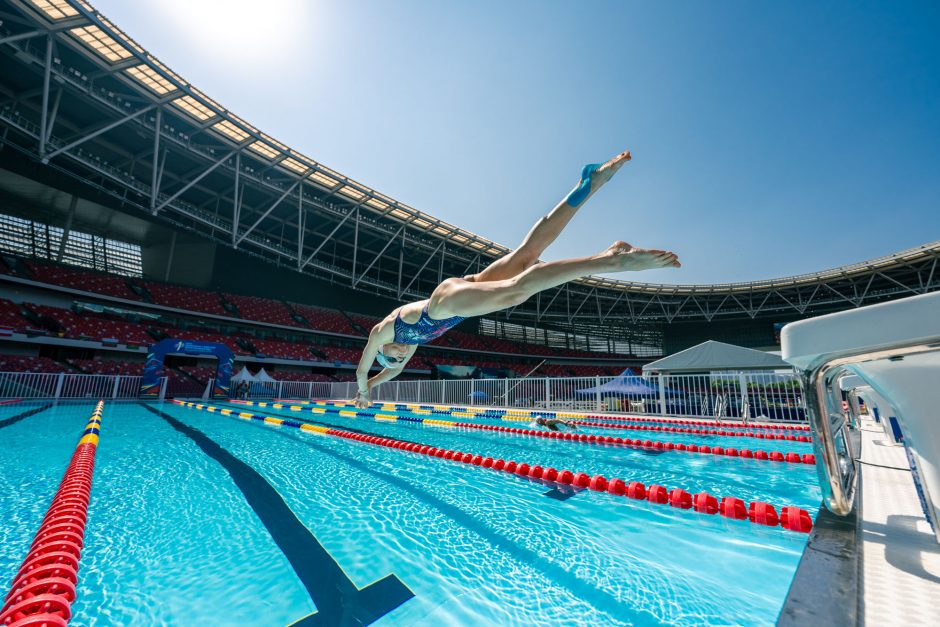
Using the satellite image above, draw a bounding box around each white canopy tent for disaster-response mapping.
[642,340,790,374]
[255,368,276,383]
[230,367,256,383]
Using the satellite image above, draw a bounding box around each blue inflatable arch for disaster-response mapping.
[140,339,234,399]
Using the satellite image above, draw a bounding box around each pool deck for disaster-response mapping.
[857,415,940,624]
[780,415,940,625]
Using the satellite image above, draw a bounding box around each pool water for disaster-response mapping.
[1,400,820,626]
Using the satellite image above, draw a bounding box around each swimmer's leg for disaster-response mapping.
[433,241,679,318]
[467,150,631,283]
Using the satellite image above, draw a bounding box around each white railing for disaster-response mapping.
[0,372,147,400]
[232,380,334,401]
[0,370,803,420]
[288,372,806,422]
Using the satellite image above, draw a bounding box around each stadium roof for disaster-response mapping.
[0,0,937,334]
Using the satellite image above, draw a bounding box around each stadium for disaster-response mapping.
[0,1,938,625]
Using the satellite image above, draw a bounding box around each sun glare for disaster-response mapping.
[160,0,316,71]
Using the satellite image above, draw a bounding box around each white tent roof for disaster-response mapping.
[255,367,276,382]
[230,367,256,382]
[642,340,790,373]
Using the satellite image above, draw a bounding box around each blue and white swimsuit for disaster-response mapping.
[393,304,465,345]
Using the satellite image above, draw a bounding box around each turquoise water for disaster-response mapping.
[0,400,821,626]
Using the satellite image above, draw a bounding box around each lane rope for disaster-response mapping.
[291,399,812,440]
[1,401,105,627]
[176,400,813,533]
[234,400,816,467]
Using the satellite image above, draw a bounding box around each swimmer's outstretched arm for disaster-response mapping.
[354,327,389,407]
[367,365,407,390]
[354,323,418,407]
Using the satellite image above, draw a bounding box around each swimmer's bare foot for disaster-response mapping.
[589,150,631,192]
[604,240,681,271]
[567,150,631,207]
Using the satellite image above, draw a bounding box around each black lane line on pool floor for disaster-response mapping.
[544,486,584,501]
[0,403,53,430]
[140,404,414,627]
[222,411,647,625]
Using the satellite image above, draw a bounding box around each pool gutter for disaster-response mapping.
[777,505,859,626]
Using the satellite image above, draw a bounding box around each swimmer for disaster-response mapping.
[354,150,680,408]
[534,417,578,432]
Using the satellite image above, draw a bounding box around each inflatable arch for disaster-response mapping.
[140,339,234,399]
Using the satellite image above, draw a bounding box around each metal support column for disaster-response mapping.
[38,36,53,157]
[397,230,404,295]
[738,373,749,423]
[232,153,241,246]
[658,374,667,415]
[351,208,359,285]
[164,230,177,281]
[297,189,304,268]
[150,108,162,211]
[55,195,76,262]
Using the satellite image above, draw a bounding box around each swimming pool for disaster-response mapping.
[1,399,820,626]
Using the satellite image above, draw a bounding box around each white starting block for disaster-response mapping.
[782,291,940,531]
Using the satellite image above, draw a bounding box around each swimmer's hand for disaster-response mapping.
[354,390,371,409]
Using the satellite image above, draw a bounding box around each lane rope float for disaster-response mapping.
[287,398,811,431]
[178,401,813,533]
[299,400,812,441]
[232,400,816,467]
[1,401,105,627]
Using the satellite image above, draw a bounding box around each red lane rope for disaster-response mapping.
[456,422,816,466]
[300,400,813,443]
[176,401,814,533]
[306,399,810,434]
[1,401,104,627]
[232,400,816,466]
[568,420,812,442]
[572,413,810,432]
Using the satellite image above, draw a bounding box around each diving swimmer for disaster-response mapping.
[353,150,680,408]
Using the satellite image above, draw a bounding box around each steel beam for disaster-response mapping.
[399,240,445,298]
[354,225,405,287]
[397,230,405,294]
[569,287,595,320]
[438,243,445,284]
[150,107,161,211]
[44,87,62,145]
[299,210,357,271]
[38,35,52,156]
[0,29,44,47]
[296,190,304,270]
[44,104,155,161]
[232,153,241,245]
[536,286,563,323]
[152,149,235,214]
[351,208,360,285]
[236,179,301,246]
[54,194,77,262]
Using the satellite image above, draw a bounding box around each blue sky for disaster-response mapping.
[94,0,940,284]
